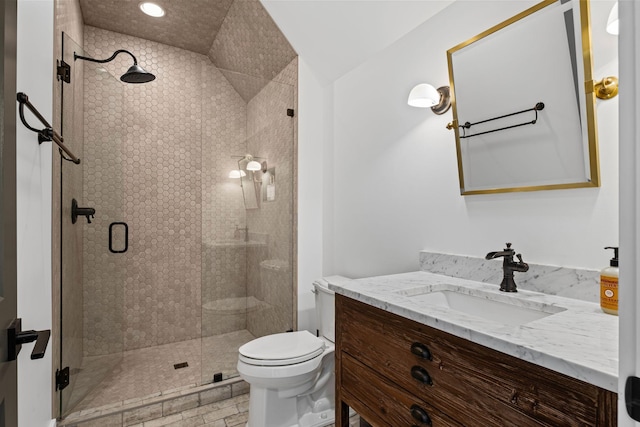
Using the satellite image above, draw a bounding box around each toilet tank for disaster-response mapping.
[313,280,335,343]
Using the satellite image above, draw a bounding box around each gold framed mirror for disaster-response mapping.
[447,0,599,195]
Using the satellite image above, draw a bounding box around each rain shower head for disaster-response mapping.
[74,49,156,84]
[121,63,156,84]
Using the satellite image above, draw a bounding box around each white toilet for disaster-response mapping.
[237,280,336,427]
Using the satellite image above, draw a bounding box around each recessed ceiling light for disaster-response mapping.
[139,2,165,17]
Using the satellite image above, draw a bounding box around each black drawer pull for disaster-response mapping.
[411,365,433,386]
[411,342,432,360]
[410,404,432,425]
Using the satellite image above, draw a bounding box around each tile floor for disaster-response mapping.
[120,394,361,427]
[62,329,360,427]
[68,330,255,414]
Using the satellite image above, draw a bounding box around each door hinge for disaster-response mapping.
[57,60,71,84]
[56,367,70,391]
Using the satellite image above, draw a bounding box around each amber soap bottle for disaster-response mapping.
[600,246,619,315]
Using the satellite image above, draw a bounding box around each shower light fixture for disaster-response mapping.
[229,154,267,180]
[140,2,165,17]
[407,83,451,115]
[74,49,156,84]
[240,154,266,172]
[246,160,262,171]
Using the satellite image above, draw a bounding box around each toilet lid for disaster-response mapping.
[239,331,325,366]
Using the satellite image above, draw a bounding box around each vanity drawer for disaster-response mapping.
[341,353,462,427]
[337,295,616,426]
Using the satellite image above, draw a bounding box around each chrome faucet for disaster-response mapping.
[485,243,529,292]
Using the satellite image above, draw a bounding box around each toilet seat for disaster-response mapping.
[239,331,325,367]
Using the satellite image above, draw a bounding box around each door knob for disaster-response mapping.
[7,318,50,361]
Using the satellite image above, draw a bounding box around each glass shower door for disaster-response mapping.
[59,33,126,416]
[200,68,296,384]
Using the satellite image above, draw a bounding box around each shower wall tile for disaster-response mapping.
[82,61,126,356]
[200,58,248,339]
[208,0,296,102]
[84,27,205,352]
[245,59,297,337]
[82,25,282,355]
[200,61,246,246]
[218,70,271,104]
[82,24,297,361]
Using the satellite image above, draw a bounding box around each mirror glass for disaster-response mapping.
[238,158,259,209]
[262,167,276,202]
[447,0,599,195]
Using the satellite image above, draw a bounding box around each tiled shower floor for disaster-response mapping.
[68,330,255,414]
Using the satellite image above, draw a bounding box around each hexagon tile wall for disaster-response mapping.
[81,25,297,355]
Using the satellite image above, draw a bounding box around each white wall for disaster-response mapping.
[617,1,639,424]
[329,0,618,278]
[297,58,334,332]
[296,0,619,330]
[16,1,54,426]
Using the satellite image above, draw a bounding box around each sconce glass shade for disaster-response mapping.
[408,83,440,108]
[228,170,246,179]
[246,160,262,171]
[607,2,619,35]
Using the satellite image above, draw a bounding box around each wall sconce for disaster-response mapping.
[606,2,618,35]
[245,155,262,171]
[228,170,246,179]
[229,154,268,179]
[407,83,451,115]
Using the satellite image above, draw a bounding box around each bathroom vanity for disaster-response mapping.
[328,272,618,426]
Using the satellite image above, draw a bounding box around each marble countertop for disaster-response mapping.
[325,271,618,393]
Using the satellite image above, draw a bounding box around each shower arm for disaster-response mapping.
[16,92,81,164]
[74,49,139,65]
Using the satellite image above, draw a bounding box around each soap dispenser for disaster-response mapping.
[600,246,619,315]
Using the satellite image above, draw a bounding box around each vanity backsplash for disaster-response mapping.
[419,251,599,303]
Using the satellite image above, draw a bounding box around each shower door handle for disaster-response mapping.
[109,222,128,253]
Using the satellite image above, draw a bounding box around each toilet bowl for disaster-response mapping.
[237,280,335,427]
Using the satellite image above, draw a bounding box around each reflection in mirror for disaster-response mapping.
[238,158,259,209]
[447,0,600,195]
[262,167,276,202]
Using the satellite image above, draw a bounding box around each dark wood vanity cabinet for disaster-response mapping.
[335,295,617,427]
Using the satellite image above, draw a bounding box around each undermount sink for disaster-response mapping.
[395,285,566,326]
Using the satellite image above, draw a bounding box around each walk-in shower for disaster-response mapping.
[56,8,297,417]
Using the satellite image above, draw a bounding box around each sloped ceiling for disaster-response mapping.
[208,0,298,101]
[79,0,235,54]
[77,0,456,95]
[261,0,456,82]
[78,0,297,101]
